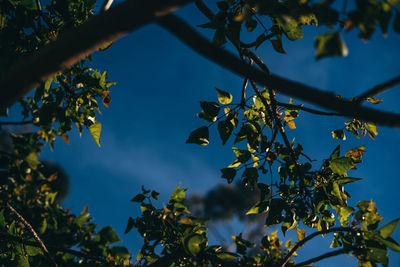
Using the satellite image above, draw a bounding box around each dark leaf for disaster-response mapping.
[186,126,209,146]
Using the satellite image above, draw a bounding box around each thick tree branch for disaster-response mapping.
[293,247,354,267]
[0,0,191,110]
[281,226,354,267]
[5,203,58,266]
[355,75,400,103]
[1,1,400,127]
[157,14,400,127]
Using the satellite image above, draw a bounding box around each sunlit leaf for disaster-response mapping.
[88,122,102,147]
[365,121,378,136]
[296,228,306,242]
[330,157,353,176]
[378,218,400,239]
[216,88,233,104]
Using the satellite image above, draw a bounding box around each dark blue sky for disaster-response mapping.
[37,2,400,266]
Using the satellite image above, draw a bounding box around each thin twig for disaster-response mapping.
[0,232,110,264]
[354,75,400,104]
[293,247,354,267]
[276,101,342,116]
[241,32,277,49]
[194,0,215,21]
[281,226,354,267]
[0,120,34,125]
[5,203,58,267]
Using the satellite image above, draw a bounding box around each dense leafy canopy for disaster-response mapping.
[0,0,399,266]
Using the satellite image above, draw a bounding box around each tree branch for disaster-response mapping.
[0,231,109,264]
[293,247,354,267]
[194,0,214,21]
[2,2,400,127]
[157,14,400,127]
[5,203,58,266]
[0,0,192,110]
[276,102,342,116]
[0,120,34,125]
[354,75,400,103]
[281,226,354,267]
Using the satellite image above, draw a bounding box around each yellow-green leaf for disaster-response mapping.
[89,122,102,147]
[216,88,233,104]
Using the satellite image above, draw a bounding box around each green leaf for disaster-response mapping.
[218,120,234,145]
[169,184,187,203]
[88,122,102,147]
[221,168,236,183]
[275,17,303,41]
[110,246,130,259]
[216,252,237,261]
[337,206,355,226]
[337,177,362,184]
[378,218,400,239]
[368,247,388,266]
[379,237,400,252]
[186,126,209,146]
[315,32,348,60]
[332,129,346,140]
[26,152,40,170]
[246,200,269,215]
[26,245,43,256]
[125,217,135,234]
[330,157,353,176]
[330,145,341,160]
[365,121,378,136]
[75,213,89,227]
[99,226,122,245]
[183,234,205,257]
[16,255,30,267]
[216,88,233,104]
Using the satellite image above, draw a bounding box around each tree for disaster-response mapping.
[0,0,400,266]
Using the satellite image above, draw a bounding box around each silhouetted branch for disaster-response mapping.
[194,0,214,20]
[0,232,109,264]
[0,0,192,110]
[355,75,400,103]
[293,247,354,267]
[5,203,58,266]
[281,226,354,267]
[0,120,34,125]
[157,14,400,127]
[276,102,342,116]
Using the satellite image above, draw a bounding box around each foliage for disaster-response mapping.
[0,0,399,266]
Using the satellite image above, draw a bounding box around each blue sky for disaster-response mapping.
[35,1,400,266]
